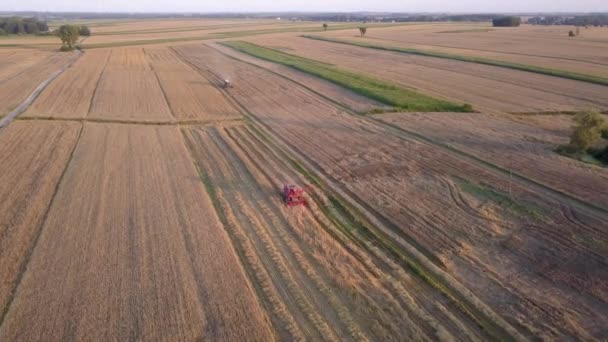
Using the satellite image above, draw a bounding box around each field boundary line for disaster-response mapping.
[15,115,244,126]
[85,48,112,118]
[0,51,82,131]
[210,43,608,217]
[0,123,84,330]
[303,35,608,87]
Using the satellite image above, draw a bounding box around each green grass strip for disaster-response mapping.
[303,35,608,87]
[222,41,472,112]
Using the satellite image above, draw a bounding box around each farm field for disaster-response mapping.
[377,112,608,205]
[1,17,607,341]
[0,123,273,341]
[0,51,78,117]
[145,48,241,121]
[0,121,81,318]
[243,35,608,113]
[176,43,608,339]
[23,49,111,119]
[321,23,608,78]
[88,48,173,122]
[82,22,319,46]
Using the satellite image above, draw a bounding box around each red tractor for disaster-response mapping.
[282,184,306,207]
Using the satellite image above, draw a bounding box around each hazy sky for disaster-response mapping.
[2,0,606,13]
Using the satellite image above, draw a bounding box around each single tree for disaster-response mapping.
[57,24,80,50]
[79,25,91,36]
[568,30,576,37]
[323,23,328,31]
[568,110,605,152]
[359,26,367,37]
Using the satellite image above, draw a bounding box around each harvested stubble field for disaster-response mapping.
[0,49,53,80]
[88,48,173,122]
[176,43,608,339]
[243,35,608,114]
[23,49,111,119]
[322,23,608,78]
[0,51,78,117]
[184,123,492,340]
[82,22,320,47]
[0,123,273,341]
[0,121,81,319]
[211,42,384,113]
[145,48,241,121]
[377,112,608,206]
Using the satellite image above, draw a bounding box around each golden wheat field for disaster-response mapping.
[0,18,607,341]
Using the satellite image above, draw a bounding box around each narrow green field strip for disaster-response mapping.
[303,35,608,86]
[222,41,472,112]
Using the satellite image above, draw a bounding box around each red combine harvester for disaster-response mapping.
[282,184,306,207]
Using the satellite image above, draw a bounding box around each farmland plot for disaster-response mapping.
[378,112,608,205]
[145,48,241,121]
[244,36,608,113]
[104,47,150,71]
[88,69,173,122]
[0,49,51,81]
[0,123,272,341]
[23,49,111,119]
[211,42,384,113]
[177,44,608,339]
[0,52,78,117]
[184,123,486,341]
[323,23,608,77]
[0,121,81,316]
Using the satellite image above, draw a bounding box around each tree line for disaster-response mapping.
[0,17,49,35]
[492,16,521,27]
[528,15,608,27]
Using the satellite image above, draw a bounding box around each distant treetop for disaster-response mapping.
[492,16,521,27]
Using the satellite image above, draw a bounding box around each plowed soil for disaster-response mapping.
[245,35,608,113]
[176,43,608,340]
[0,123,273,341]
[0,121,81,316]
